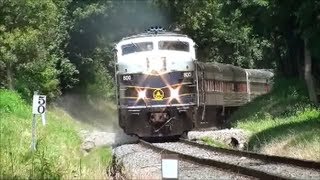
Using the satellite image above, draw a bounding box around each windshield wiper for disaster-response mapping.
[178,39,189,46]
[131,42,142,52]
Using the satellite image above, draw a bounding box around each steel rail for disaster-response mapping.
[180,138,320,170]
[139,139,289,180]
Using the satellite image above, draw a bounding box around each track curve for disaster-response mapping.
[139,139,320,179]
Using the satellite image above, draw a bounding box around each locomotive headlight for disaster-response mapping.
[138,89,146,99]
[170,88,180,100]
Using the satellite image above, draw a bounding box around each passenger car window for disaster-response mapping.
[121,42,153,55]
[158,41,189,52]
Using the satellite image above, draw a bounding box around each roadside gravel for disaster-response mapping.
[188,128,250,149]
[113,144,254,179]
[79,130,138,152]
[154,142,320,179]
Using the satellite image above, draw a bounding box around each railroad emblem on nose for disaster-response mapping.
[153,89,164,100]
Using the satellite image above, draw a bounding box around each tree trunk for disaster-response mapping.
[273,37,284,76]
[6,62,13,90]
[297,42,304,80]
[304,39,318,104]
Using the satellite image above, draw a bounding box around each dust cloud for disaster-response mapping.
[56,93,119,132]
[56,93,138,147]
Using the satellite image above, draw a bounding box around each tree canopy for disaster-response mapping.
[0,0,318,103]
[0,0,77,99]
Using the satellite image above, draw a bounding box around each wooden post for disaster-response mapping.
[31,91,38,151]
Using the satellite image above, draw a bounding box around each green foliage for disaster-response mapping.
[0,90,112,179]
[65,0,114,100]
[156,0,274,68]
[0,0,78,99]
[159,0,319,103]
[80,147,113,179]
[1,0,319,102]
[230,78,310,123]
[231,79,320,160]
[227,0,320,78]
[0,89,30,118]
[201,137,229,149]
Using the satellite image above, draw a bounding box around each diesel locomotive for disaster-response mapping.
[114,27,273,138]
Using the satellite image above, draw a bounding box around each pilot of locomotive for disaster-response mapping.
[115,28,197,137]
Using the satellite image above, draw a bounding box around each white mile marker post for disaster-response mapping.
[161,154,179,180]
[31,91,47,151]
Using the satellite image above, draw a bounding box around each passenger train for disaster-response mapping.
[114,27,273,138]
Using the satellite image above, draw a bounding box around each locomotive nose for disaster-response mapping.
[146,56,167,74]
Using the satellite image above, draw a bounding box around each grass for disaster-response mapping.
[0,89,113,179]
[201,137,229,148]
[79,147,113,179]
[230,78,320,161]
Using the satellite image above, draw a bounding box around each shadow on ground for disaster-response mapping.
[248,117,320,151]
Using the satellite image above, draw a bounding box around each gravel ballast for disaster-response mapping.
[79,130,138,151]
[113,144,254,179]
[78,128,320,179]
[153,142,320,179]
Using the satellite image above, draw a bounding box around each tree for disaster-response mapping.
[226,0,319,104]
[0,0,78,99]
[156,0,274,69]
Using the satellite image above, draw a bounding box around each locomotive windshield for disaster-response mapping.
[158,41,189,52]
[121,42,153,55]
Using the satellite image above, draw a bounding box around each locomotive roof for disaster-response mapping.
[245,69,274,79]
[197,62,246,75]
[196,61,274,81]
[121,32,189,41]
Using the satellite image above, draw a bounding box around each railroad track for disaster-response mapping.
[139,139,320,179]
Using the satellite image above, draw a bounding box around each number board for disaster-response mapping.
[122,75,132,81]
[32,95,46,114]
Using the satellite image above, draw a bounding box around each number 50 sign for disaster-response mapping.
[31,94,46,151]
[32,95,46,114]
